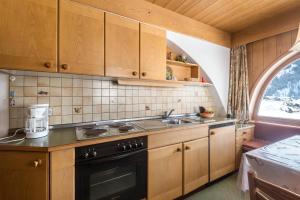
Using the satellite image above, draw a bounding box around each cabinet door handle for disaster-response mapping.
[132,71,137,76]
[210,131,215,135]
[185,146,191,150]
[61,64,69,70]
[44,62,52,68]
[141,72,146,77]
[176,148,182,152]
[33,159,42,168]
[243,132,247,135]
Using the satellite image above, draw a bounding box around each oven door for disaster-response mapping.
[76,150,147,200]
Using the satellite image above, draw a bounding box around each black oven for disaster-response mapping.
[75,136,147,200]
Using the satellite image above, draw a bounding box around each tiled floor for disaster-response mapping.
[185,173,250,200]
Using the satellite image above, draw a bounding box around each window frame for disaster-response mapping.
[253,54,300,126]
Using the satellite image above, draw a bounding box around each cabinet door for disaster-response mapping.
[50,149,75,200]
[183,137,209,194]
[148,143,183,200]
[105,13,139,78]
[59,0,104,75]
[0,0,57,72]
[140,23,166,80]
[0,151,49,200]
[210,125,235,181]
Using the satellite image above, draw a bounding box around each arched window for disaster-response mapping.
[256,58,300,124]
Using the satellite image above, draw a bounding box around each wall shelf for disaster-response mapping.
[166,59,198,67]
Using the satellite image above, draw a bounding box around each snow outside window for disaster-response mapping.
[258,60,300,120]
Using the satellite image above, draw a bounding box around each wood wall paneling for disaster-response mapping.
[247,29,298,93]
[72,0,231,47]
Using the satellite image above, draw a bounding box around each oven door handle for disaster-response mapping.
[76,149,146,166]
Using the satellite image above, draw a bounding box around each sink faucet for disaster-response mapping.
[163,109,175,119]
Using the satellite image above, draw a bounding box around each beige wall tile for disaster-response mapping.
[24,97,37,107]
[92,80,101,88]
[93,105,102,114]
[73,79,83,87]
[83,114,93,122]
[83,106,92,114]
[24,76,37,86]
[50,77,61,87]
[10,86,24,97]
[83,97,92,105]
[93,114,101,121]
[62,106,73,115]
[101,113,109,120]
[62,97,72,106]
[93,89,102,96]
[73,88,83,96]
[38,77,49,87]
[50,87,61,96]
[83,80,92,88]
[38,97,50,104]
[62,88,72,96]
[50,97,61,106]
[62,115,72,124]
[11,76,24,86]
[62,78,73,87]
[50,116,61,125]
[73,115,82,123]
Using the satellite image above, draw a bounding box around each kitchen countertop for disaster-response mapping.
[0,117,236,152]
[236,123,255,130]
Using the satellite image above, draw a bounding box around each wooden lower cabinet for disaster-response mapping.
[148,143,183,200]
[235,127,254,169]
[183,138,209,194]
[210,125,236,181]
[0,149,75,200]
[0,151,49,200]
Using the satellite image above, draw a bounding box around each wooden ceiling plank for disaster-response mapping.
[232,6,300,46]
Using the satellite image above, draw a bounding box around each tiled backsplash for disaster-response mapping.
[9,71,216,128]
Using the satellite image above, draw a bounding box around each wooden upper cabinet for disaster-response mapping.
[210,125,236,181]
[140,24,166,80]
[148,143,183,200]
[0,0,57,72]
[59,0,104,75]
[183,137,209,194]
[105,13,139,78]
[0,151,49,200]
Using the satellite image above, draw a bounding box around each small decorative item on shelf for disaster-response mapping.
[166,51,173,60]
[201,77,206,83]
[166,66,173,80]
[175,54,188,63]
[198,106,215,118]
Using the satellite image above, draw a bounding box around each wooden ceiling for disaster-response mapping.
[146,0,300,32]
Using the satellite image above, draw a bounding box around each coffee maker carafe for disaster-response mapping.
[25,104,49,139]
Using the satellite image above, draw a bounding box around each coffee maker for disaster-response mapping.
[25,104,49,139]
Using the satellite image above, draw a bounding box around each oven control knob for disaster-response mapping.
[139,142,144,147]
[127,144,133,150]
[84,152,89,159]
[120,145,126,151]
[92,151,97,157]
[133,143,138,148]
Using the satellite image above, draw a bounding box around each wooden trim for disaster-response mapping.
[117,79,212,88]
[232,7,300,46]
[252,52,300,126]
[71,0,231,47]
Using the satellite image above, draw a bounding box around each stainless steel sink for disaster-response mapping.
[161,118,192,125]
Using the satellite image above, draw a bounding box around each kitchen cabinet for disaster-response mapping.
[148,125,209,199]
[210,125,236,181]
[148,143,183,200]
[0,0,57,72]
[50,149,75,200]
[59,0,105,75]
[183,137,209,194]
[105,13,140,78]
[0,149,74,200]
[235,127,254,169]
[140,23,166,80]
[0,151,49,200]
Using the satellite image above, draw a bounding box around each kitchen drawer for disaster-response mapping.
[236,128,254,143]
[148,125,208,149]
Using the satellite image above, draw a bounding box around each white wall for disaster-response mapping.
[167,31,230,114]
